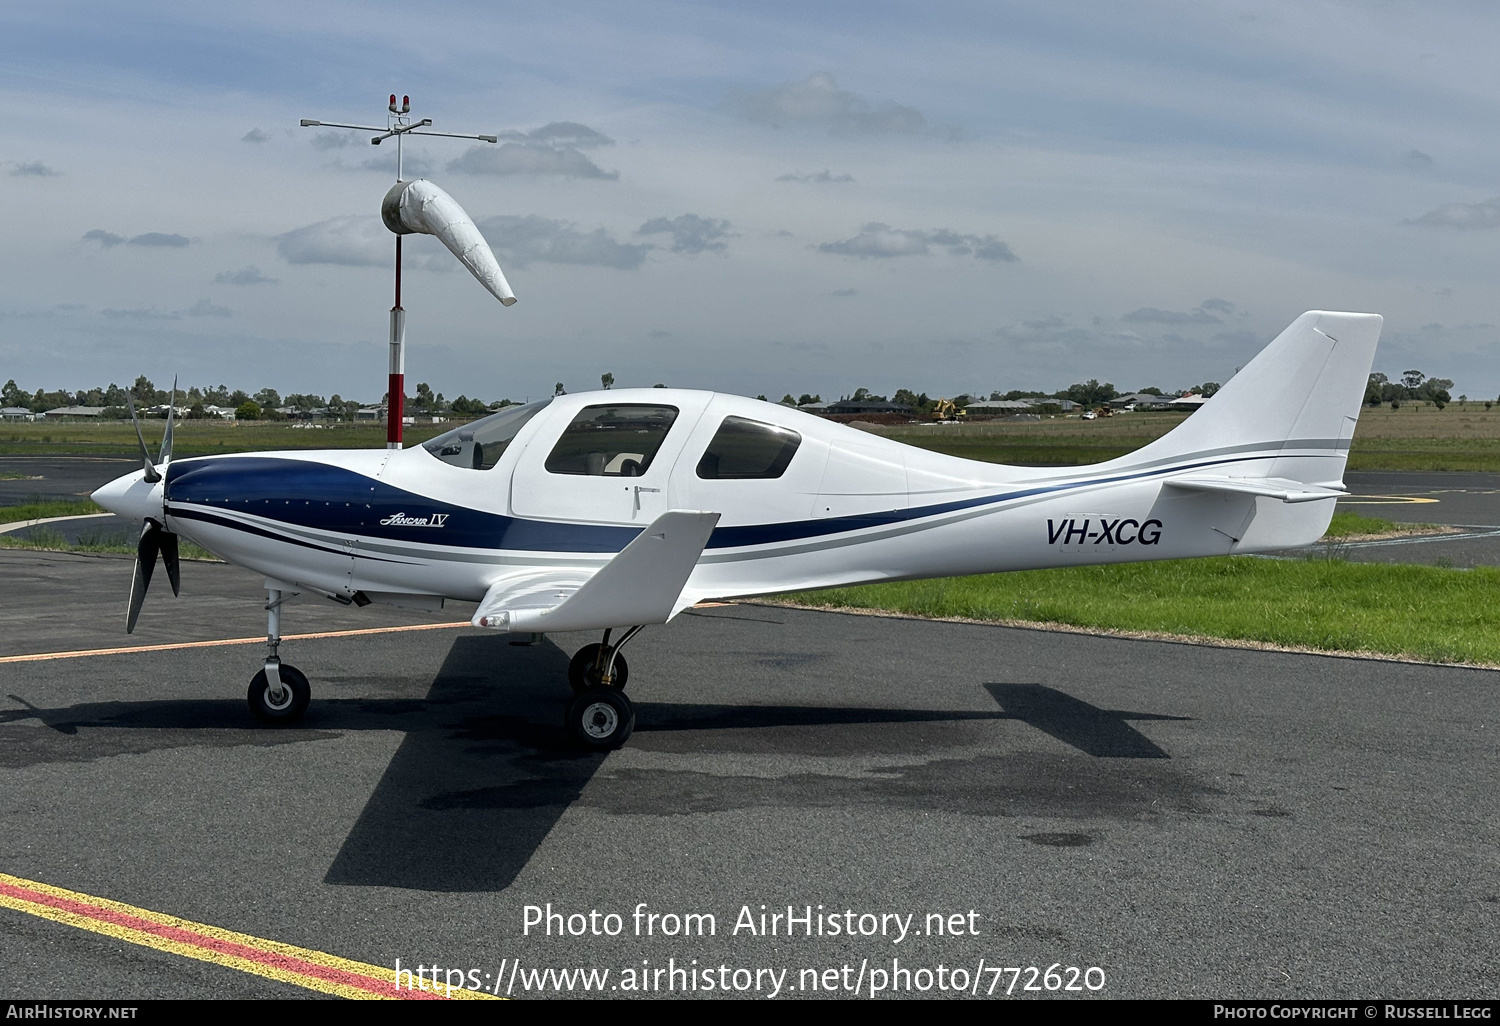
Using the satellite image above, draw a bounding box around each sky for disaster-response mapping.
[5,1,1500,404]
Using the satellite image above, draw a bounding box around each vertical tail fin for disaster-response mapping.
[1123,311,1382,488]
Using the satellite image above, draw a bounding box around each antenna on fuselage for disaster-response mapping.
[299,97,501,449]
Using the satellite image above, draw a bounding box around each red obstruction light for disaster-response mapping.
[388,94,398,112]
[401,95,410,113]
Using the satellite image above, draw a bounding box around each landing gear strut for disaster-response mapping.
[567,625,643,693]
[565,626,644,749]
[248,587,309,724]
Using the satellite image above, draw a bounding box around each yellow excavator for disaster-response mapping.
[932,398,968,421]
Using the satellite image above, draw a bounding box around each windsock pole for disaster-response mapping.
[299,95,500,452]
[388,235,405,449]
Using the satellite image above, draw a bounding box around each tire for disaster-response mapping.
[247,665,311,725]
[567,644,628,693]
[566,686,635,750]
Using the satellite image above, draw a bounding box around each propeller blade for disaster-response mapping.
[159,375,177,466]
[160,530,180,597]
[125,393,161,484]
[126,521,161,634]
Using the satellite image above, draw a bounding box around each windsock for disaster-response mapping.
[381,179,517,306]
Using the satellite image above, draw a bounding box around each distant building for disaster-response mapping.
[40,406,106,419]
[1,407,35,421]
[821,400,913,416]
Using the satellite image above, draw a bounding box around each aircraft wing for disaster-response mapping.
[1163,476,1347,504]
[472,510,721,634]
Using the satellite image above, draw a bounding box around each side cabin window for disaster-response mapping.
[545,404,679,477]
[423,399,551,470]
[696,416,801,480]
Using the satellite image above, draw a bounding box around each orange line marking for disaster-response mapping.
[0,621,472,665]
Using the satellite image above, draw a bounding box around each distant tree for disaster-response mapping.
[253,388,281,410]
[780,394,796,405]
[1,379,23,407]
[1401,370,1426,392]
[229,390,250,407]
[652,384,666,389]
[1390,399,1401,411]
[236,400,261,421]
[797,394,820,406]
[1189,382,1221,398]
[1365,372,1388,406]
[1460,395,1468,405]
[554,382,566,396]
[601,372,614,390]
[1138,386,1165,396]
[1059,379,1117,407]
[131,376,156,404]
[1487,401,1493,412]
[187,402,208,420]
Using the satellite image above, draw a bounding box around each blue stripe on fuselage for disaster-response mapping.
[166,451,1291,556]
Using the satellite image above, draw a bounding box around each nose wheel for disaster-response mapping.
[248,664,310,723]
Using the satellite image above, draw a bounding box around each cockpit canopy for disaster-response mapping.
[422,399,552,470]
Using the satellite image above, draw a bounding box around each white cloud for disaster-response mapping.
[447,143,616,179]
[499,122,614,149]
[10,161,59,177]
[241,128,269,144]
[276,216,389,266]
[637,214,734,254]
[777,170,855,183]
[818,223,1017,261]
[82,230,190,249]
[186,299,231,318]
[213,266,277,286]
[1408,197,1500,230]
[1121,307,1223,325]
[476,215,649,269]
[727,73,933,136]
[310,131,352,150]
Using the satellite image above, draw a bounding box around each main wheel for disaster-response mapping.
[566,686,635,750]
[567,644,629,693]
[248,665,310,725]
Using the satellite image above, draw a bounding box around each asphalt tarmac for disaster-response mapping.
[0,549,1496,1000]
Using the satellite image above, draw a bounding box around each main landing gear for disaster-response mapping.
[566,626,644,750]
[248,587,309,724]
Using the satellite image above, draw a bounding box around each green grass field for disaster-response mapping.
[7,402,1500,470]
[782,555,1500,666]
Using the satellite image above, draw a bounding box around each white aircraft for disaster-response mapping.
[91,308,1382,750]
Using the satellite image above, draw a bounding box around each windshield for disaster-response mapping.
[422,399,552,470]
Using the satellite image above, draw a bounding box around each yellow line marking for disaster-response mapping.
[0,871,497,999]
[0,621,472,665]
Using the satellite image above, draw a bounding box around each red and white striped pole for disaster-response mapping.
[387,234,405,449]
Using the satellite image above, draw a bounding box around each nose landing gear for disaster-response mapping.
[248,587,310,724]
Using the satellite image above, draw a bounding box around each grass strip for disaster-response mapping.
[0,499,104,524]
[782,556,1500,665]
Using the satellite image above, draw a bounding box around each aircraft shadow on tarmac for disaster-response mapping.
[2,635,1198,893]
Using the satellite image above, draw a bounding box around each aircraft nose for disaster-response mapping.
[92,469,163,522]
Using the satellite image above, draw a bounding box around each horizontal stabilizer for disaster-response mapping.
[473,510,720,633]
[1164,476,1347,504]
